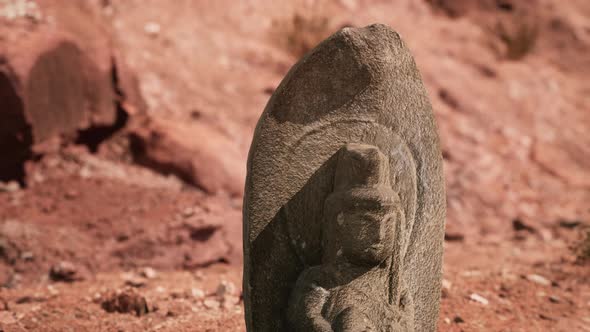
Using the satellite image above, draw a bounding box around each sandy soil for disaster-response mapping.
[0,156,588,331]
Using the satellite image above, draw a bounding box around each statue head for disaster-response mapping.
[323,143,403,266]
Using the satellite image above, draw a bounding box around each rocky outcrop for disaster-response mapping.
[130,118,246,196]
[0,1,144,182]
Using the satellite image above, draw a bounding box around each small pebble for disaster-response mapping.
[194,271,205,281]
[0,181,20,193]
[469,293,489,305]
[64,190,78,199]
[144,22,161,36]
[539,313,555,321]
[20,251,34,261]
[141,267,157,279]
[191,288,205,299]
[442,279,452,290]
[203,299,220,309]
[124,277,146,288]
[47,285,59,296]
[49,261,81,282]
[526,274,551,286]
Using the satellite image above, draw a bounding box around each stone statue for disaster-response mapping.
[243,24,445,332]
[288,143,414,331]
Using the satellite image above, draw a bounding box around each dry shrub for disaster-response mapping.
[423,0,474,18]
[577,228,590,263]
[494,18,539,60]
[271,2,335,58]
[424,0,540,60]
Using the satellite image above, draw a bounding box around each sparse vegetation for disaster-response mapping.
[271,2,335,58]
[576,228,590,263]
[423,0,469,18]
[494,17,539,60]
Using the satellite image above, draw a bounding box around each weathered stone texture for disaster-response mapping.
[243,24,445,331]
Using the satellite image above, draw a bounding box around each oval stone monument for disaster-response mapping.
[243,24,446,331]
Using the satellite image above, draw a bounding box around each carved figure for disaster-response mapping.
[287,143,414,331]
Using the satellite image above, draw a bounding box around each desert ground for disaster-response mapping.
[0,0,589,331]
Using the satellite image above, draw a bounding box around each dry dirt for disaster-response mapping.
[0,0,589,331]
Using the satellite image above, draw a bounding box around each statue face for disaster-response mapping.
[337,202,398,266]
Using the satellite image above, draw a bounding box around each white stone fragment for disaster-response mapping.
[469,293,489,305]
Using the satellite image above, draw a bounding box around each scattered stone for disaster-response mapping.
[539,313,556,321]
[181,207,195,218]
[32,172,45,183]
[0,181,20,193]
[193,270,205,281]
[203,298,220,310]
[469,293,489,305]
[49,261,82,282]
[0,0,42,21]
[441,279,452,298]
[512,219,536,233]
[20,251,34,261]
[538,228,553,241]
[140,267,158,279]
[47,285,59,297]
[92,292,103,303]
[101,289,149,316]
[79,167,92,179]
[453,316,465,324]
[64,190,79,200]
[144,22,161,36]
[442,279,452,290]
[444,317,451,324]
[549,295,560,303]
[124,277,146,288]
[191,288,205,299]
[526,274,551,286]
